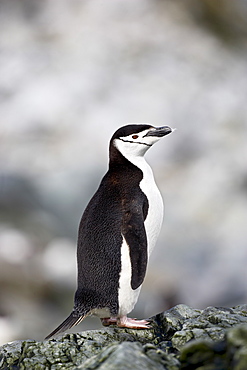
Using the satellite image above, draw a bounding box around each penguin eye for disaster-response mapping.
[132,135,139,139]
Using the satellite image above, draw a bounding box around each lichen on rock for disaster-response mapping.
[1,304,247,369]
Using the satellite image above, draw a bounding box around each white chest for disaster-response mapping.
[114,146,164,316]
[117,159,163,316]
[132,157,164,255]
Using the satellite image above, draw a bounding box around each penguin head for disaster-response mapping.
[111,124,173,159]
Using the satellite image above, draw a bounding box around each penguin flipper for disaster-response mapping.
[45,312,86,340]
[122,203,148,290]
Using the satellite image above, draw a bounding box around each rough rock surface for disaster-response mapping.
[1,304,247,369]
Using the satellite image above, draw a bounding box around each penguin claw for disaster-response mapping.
[117,316,151,329]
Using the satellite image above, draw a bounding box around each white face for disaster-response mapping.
[114,127,163,159]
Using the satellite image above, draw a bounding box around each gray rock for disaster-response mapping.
[1,304,247,369]
[180,324,247,370]
[152,303,247,350]
[78,342,165,370]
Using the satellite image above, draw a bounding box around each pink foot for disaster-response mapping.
[101,317,118,326]
[117,316,151,329]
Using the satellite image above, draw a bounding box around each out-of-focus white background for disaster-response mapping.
[0,0,247,345]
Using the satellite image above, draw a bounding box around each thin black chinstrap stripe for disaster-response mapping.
[119,138,152,147]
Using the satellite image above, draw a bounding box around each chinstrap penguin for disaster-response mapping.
[45,124,173,339]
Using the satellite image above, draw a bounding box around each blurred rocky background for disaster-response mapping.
[0,0,247,345]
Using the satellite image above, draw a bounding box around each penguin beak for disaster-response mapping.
[145,126,173,137]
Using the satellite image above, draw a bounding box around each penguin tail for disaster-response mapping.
[45,312,86,340]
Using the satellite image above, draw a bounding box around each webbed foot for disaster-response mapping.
[117,316,151,329]
[101,317,118,326]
